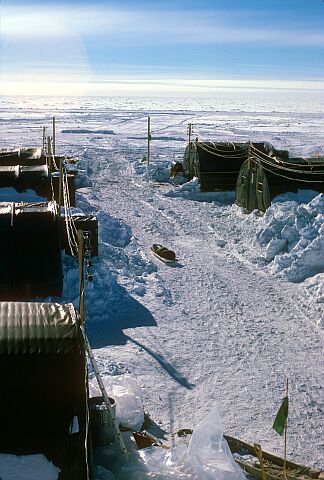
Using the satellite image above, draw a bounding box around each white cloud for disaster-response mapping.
[2,4,324,47]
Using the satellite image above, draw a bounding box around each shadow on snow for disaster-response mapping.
[127,337,195,391]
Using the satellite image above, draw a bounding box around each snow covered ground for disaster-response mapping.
[0,92,323,475]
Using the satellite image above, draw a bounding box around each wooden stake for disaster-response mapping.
[147,116,151,165]
[254,443,266,480]
[58,157,63,214]
[283,378,289,478]
[42,126,46,153]
[52,116,56,156]
[188,123,192,170]
[78,229,85,323]
[246,141,252,211]
[47,136,52,173]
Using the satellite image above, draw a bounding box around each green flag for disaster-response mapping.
[273,396,289,435]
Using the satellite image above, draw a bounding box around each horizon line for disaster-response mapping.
[1,78,324,96]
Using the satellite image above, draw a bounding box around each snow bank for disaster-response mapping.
[162,176,323,300]
[59,204,165,323]
[0,453,60,480]
[132,159,172,184]
[164,177,235,204]
[97,211,132,248]
[257,192,324,282]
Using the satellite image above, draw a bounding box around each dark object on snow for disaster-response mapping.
[225,435,323,480]
[133,431,169,450]
[170,162,184,177]
[0,201,63,300]
[151,244,177,262]
[0,301,91,480]
[177,428,193,437]
[183,141,288,192]
[133,431,156,449]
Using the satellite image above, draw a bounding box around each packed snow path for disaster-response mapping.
[83,142,323,469]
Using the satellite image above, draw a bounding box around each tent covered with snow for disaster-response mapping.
[0,301,90,480]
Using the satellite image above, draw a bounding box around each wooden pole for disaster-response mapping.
[283,378,289,478]
[42,126,46,153]
[188,123,192,170]
[47,136,52,173]
[147,116,151,165]
[78,229,85,324]
[246,141,252,211]
[52,116,56,156]
[58,157,63,214]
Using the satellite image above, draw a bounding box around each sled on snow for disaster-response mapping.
[224,435,323,480]
[150,244,178,263]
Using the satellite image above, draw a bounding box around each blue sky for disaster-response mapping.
[1,0,324,95]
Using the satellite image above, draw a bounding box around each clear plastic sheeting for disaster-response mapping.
[89,375,144,431]
[186,407,244,480]
[115,406,245,480]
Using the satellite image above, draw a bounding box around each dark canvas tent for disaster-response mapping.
[0,148,49,192]
[0,201,63,300]
[183,141,288,192]
[236,149,324,212]
[236,159,271,212]
[0,148,76,206]
[0,301,91,480]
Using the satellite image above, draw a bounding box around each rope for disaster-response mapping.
[62,166,78,255]
[195,141,248,159]
[63,168,79,240]
[258,161,324,184]
[252,148,324,176]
